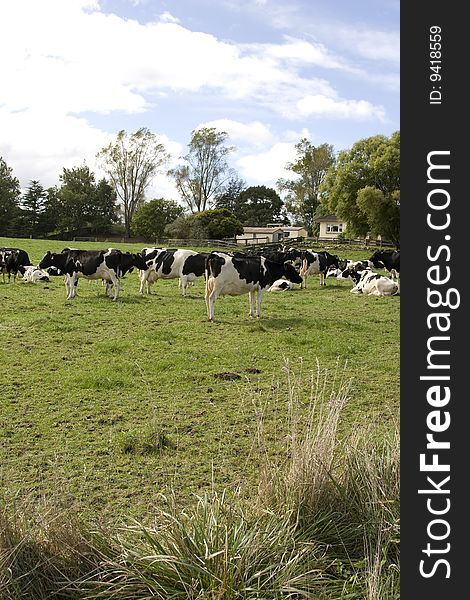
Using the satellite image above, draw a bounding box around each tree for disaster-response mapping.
[214,175,246,213]
[55,165,118,234]
[277,140,335,235]
[192,208,244,239]
[236,185,287,226]
[89,179,119,233]
[320,131,400,241]
[164,209,243,240]
[356,187,400,245]
[37,187,62,235]
[0,157,21,236]
[21,180,47,236]
[97,128,169,236]
[131,198,185,240]
[169,127,235,213]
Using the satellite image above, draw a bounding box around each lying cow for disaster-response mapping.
[268,279,294,292]
[204,252,302,321]
[350,269,399,296]
[18,265,50,283]
[39,248,147,300]
[139,248,208,296]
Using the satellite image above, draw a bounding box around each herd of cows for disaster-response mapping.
[1,245,400,321]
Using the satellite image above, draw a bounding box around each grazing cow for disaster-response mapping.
[299,250,341,288]
[268,279,294,292]
[18,265,50,283]
[204,252,303,321]
[368,249,400,281]
[38,248,147,300]
[139,249,208,296]
[0,248,31,282]
[350,269,399,296]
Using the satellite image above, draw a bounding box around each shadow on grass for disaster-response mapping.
[205,316,304,330]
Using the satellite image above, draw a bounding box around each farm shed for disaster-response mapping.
[236,226,307,246]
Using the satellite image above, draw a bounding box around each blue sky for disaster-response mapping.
[0,0,399,202]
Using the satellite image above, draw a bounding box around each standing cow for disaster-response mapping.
[0,248,31,282]
[299,250,341,288]
[139,248,208,296]
[204,252,302,321]
[39,248,147,300]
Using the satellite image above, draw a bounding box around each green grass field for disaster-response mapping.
[1,237,399,525]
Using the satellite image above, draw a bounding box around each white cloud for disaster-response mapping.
[297,95,386,121]
[0,0,393,195]
[197,119,276,149]
[236,142,297,186]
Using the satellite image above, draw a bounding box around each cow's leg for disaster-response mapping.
[205,280,216,321]
[109,273,120,300]
[256,289,263,318]
[180,275,188,296]
[139,270,148,294]
[207,290,218,321]
[248,291,255,318]
[66,274,77,299]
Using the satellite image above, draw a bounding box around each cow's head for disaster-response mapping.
[282,262,303,285]
[131,252,149,271]
[368,250,385,268]
[38,251,54,269]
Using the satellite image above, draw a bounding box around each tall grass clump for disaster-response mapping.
[74,490,328,599]
[257,359,400,599]
[0,494,109,600]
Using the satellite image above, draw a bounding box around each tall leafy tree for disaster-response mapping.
[97,128,169,236]
[21,180,47,235]
[56,165,118,234]
[236,185,287,226]
[57,164,97,232]
[131,198,185,240]
[0,157,21,236]
[90,178,119,233]
[277,140,335,235]
[320,131,400,241]
[214,175,246,213]
[37,187,61,235]
[169,127,235,213]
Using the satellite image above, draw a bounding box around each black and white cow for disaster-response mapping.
[204,252,303,321]
[139,248,208,296]
[350,269,399,296]
[299,250,341,288]
[368,249,400,281]
[332,261,371,282]
[0,248,31,282]
[268,279,294,292]
[38,248,147,300]
[18,265,50,283]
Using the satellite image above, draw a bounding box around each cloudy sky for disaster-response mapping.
[1,0,399,202]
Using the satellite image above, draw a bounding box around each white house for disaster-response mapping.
[315,214,347,240]
[236,226,308,245]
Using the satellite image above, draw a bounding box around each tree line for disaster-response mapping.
[0,127,400,244]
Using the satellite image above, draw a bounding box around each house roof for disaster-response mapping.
[315,214,344,223]
[241,226,307,233]
[242,227,284,233]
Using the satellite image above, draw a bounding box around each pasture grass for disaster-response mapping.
[0,361,399,599]
[1,236,399,527]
